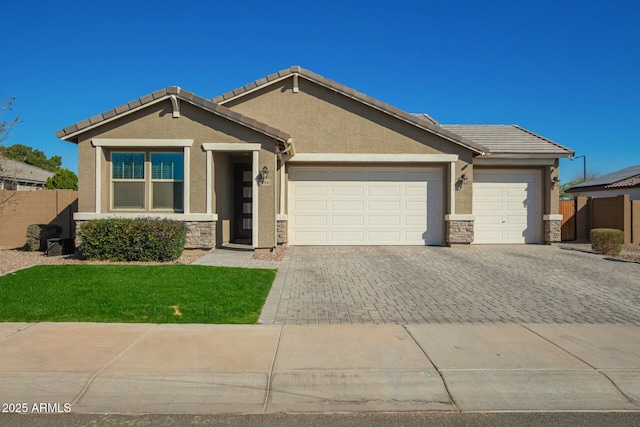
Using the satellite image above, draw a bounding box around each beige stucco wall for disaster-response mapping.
[224,77,475,215]
[75,100,278,248]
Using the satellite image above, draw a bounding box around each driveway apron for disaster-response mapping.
[259,245,640,325]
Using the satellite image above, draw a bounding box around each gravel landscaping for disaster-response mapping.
[0,247,205,276]
[558,242,640,264]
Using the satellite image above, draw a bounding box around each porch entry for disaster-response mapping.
[233,162,253,244]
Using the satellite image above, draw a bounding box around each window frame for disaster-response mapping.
[110,151,146,211]
[110,150,185,212]
[150,152,185,212]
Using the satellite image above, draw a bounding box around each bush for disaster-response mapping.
[78,218,189,262]
[590,228,624,256]
[25,224,63,251]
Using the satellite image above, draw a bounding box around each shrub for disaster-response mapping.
[590,228,624,256]
[78,218,189,262]
[25,224,63,251]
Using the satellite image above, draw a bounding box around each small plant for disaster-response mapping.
[590,228,624,256]
[25,224,63,251]
[78,218,189,262]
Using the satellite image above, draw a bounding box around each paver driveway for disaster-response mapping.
[260,245,640,325]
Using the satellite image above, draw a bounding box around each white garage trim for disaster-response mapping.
[473,169,542,244]
[288,153,458,163]
[288,165,443,245]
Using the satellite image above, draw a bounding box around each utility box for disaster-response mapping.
[47,238,74,256]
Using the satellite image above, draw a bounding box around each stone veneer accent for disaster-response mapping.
[544,219,561,244]
[446,220,474,245]
[74,220,216,251]
[277,220,287,245]
[184,221,216,249]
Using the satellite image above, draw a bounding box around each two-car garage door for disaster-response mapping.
[288,166,443,245]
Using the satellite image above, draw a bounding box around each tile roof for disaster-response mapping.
[439,124,573,156]
[0,157,54,184]
[568,164,640,192]
[213,66,488,155]
[56,87,291,144]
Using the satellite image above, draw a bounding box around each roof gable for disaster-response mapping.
[213,66,488,155]
[56,87,291,145]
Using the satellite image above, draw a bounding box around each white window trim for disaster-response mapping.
[95,140,193,215]
[202,143,261,248]
[93,139,194,147]
[75,212,218,221]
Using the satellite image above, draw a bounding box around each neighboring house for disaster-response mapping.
[0,156,54,191]
[566,165,640,200]
[56,66,573,251]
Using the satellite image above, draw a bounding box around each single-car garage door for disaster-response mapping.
[473,169,541,244]
[289,166,443,245]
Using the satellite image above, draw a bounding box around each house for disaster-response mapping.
[56,66,573,251]
[566,165,640,200]
[0,156,54,191]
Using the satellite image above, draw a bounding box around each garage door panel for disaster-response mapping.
[294,215,327,226]
[293,200,327,211]
[332,231,365,242]
[369,186,401,196]
[404,214,427,226]
[332,200,364,211]
[289,166,443,245]
[332,215,364,226]
[332,186,364,197]
[369,215,401,226]
[473,169,541,244]
[293,185,327,197]
[370,201,401,210]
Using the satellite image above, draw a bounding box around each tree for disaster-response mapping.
[3,144,61,172]
[1,96,21,212]
[0,96,21,145]
[560,170,600,199]
[46,168,78,190]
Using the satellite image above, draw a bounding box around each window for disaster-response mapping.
[151,153,184,210]
[112,153,145,209]
[111,151,184,211]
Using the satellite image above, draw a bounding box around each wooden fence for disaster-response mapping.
[560,195,639,244]
[560,199,576,241]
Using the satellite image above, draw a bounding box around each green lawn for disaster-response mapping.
[0,265,276,324]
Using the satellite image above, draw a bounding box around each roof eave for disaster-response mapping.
[57,90,291,144]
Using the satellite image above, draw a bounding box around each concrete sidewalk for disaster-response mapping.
[0,322,639,414]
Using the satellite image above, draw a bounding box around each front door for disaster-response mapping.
[234,163,253,244]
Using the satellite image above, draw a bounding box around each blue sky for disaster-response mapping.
[3,1,639,183]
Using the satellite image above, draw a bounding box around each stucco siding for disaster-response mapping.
[224,78,469,157]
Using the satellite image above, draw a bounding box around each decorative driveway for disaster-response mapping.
[259,246,640,325]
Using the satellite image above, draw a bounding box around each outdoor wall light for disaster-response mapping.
[460,174,469,184]
[257,166,269,186]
